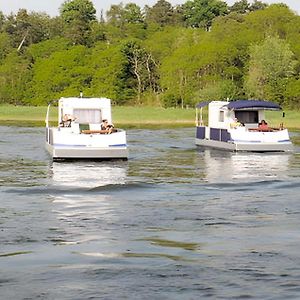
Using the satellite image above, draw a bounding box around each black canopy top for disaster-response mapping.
[196,100,281,110]
[225,100,281,110]
[195,101,211,108]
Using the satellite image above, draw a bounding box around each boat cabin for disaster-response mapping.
[197,100,280,130]
[57,97,112,130]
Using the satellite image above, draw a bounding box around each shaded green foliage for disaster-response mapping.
[27,45,92,105]
[245,36,296,104]
[89,42,128,103]
[183,0,228,29]
[145,0,178,27]
[0,51,30,104]
[1,0,300,109]
[60,0,96,45]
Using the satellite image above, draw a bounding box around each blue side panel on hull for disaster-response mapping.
[210,128,231,142]
[196,127,231,142]
[210,128,219,141]
[196,126,205,139]
[221,129,231,142]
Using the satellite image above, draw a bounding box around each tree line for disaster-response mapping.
[0,0,299,109]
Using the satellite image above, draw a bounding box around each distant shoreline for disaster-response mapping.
[0,105,299,130]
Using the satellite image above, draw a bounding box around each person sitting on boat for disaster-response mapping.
[258,120,269,131]
[101,119,108,130]
[60,114,76,127]
[230,117,242,129]
[101,119,114,134]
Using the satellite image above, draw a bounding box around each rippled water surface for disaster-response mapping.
[1,126,300,299]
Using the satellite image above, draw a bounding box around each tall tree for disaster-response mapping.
[60,0,96,23]
[121,40,158,104]
[245,36,296,104]
[249,0,268,11]
[47,16,65,39]
[159,29,205,107]
[122,3,144,24]
[60,0,96,45]
[89,42,126,102]
[182,0,228,30]
[106,3,145,40]
[284,78,300,109]
[3,10,55,49]
[28,45,92,104]
[0,32,12,60]
[245,4,297,40]
[145,0,175,27]
[4,9,31,48]
[107,3,144,26]
[0,52,30,104]
[230,0,249,14]
[0,11,5,30]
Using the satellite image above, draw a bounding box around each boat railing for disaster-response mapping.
[45,104,51,128]
[247,127,284,132]
[81,128,119,134]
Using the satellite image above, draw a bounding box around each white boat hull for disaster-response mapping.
[195,126,293,152]
[46,127,128,159]
[195,138,293,152]
[45,142,128,159]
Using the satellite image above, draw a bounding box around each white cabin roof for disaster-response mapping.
[59,97,111,109]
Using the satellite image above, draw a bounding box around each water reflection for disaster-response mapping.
[50,161,128,188]
[199,149,291,183]
[47,161,129,247]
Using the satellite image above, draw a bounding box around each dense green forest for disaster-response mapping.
[0,0,300,109]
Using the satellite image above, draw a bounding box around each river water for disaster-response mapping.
[1,126,300,299]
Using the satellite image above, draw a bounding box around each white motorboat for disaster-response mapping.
[195,100,293,152]
[45,97,128,160]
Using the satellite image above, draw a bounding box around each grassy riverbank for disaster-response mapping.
[0,104,299,130]
[0,105,195,128]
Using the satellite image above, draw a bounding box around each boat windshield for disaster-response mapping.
[235,110,258,124]
[73,109,102,124]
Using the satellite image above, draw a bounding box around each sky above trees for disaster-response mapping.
[0,0,299,17]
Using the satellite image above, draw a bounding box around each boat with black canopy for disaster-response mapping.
[195,100,293,152]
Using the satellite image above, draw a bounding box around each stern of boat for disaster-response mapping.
[45,127,128,159]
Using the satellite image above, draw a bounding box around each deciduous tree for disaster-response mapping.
[245,36,296,104]
[89,42,126,102]
[60,0,96,45]
[183,0,228,30]
[28,46,92,104]
[230,0,249,14]
[0,52,30,104]
[249,0,268,12]
[145,0,175,27]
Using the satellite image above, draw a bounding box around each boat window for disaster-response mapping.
[235,111,258,124]
[219,111,225,122]
[73,109,102,124]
